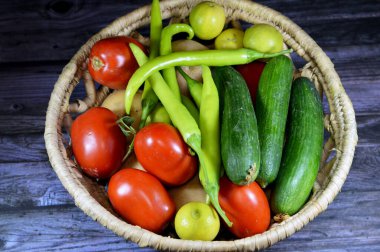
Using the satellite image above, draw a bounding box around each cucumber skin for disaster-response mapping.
[212,66,260,185]
[270,77,324,215]
[256,55,294,188]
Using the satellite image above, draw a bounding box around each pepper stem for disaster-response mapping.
[248,48,293,61]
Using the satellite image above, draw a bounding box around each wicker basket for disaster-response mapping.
[44,0,358,250]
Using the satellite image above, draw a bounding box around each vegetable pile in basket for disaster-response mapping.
[70,0,324,241]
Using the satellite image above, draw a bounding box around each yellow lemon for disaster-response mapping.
[215,28,245,50]
[189,1,226,40]
[243,23,283,53]
[174,202,220,241]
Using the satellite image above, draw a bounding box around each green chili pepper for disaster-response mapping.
[149,0,162,59]
[198,65,226,223]
[181,95,199,125]
[160,24,194,100]
[176,66,203,108]
[199,65,220,170]
[139,0,162,128]
[139,82,159,129]
[130,43,200,143]
[129,43,232,226]
[145,103,172,125]
[125,47,292,113]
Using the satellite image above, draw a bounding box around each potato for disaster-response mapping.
[172,40,208,97]
[122,152,145,172]
[168,175,208,211]
[129,90,142,130]
[101,90,142,130]
[172,40,209,52]
[101,90,125,118]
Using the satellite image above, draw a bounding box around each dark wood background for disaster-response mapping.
[1,0,379,251]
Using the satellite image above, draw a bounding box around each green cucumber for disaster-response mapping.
[212,66,260,185]
[270,77,324,215]
[256,55,294,188]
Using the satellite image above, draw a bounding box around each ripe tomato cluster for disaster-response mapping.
[72,50,270,242]
[71,80,270,241]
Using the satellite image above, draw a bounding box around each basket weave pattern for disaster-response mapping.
[44,0,358,250]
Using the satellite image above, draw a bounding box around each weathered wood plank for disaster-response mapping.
[0,115,46,135]
[0,134,48,162]
[0,162,73,209]
[0,111,374,163]
[325,58,380,114]
[0,57,379,122]
[0,140,377,210]
[0,205,155,252]
[356,114,380,147]
[262,0,380,23]
[2,107,375,136]
[0,0,151,63]
[0,0,379,62]
[267,190,380,251]
[294,16,380,49]
[340,145,380,193]
[0,189,378,252]
[0,112,377,160]
[0,62,86,117]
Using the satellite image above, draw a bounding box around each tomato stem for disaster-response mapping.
[117,116,136,161]
[91,56,105,71]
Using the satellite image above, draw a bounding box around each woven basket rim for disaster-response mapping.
[44,0,358,251]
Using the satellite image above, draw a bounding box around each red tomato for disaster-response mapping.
[108,168,176,233]
[235,61,266,104]
[218,177,271,238]
[70,107,126,179]
[88,36,146,90]
[134,123,198,186]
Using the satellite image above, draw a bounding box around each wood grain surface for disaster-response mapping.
[0,0,379,251]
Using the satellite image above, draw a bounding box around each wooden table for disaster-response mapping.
[1,0,379,251]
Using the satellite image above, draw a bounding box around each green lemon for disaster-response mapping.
[189,1,226,40]
[215,28,245,50]
[174,202,220,241]
[243,23,284,53]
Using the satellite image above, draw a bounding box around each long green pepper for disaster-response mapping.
[139,0,162,128]
[198,66,228,225]
[148,0,162,59]
[130,44,197,140]
[125,48,292,113]
[181,95,200,125]
[176,66,203,108]
[129,43,232,226]
[199,66,220,172]
[160,24,194,100]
